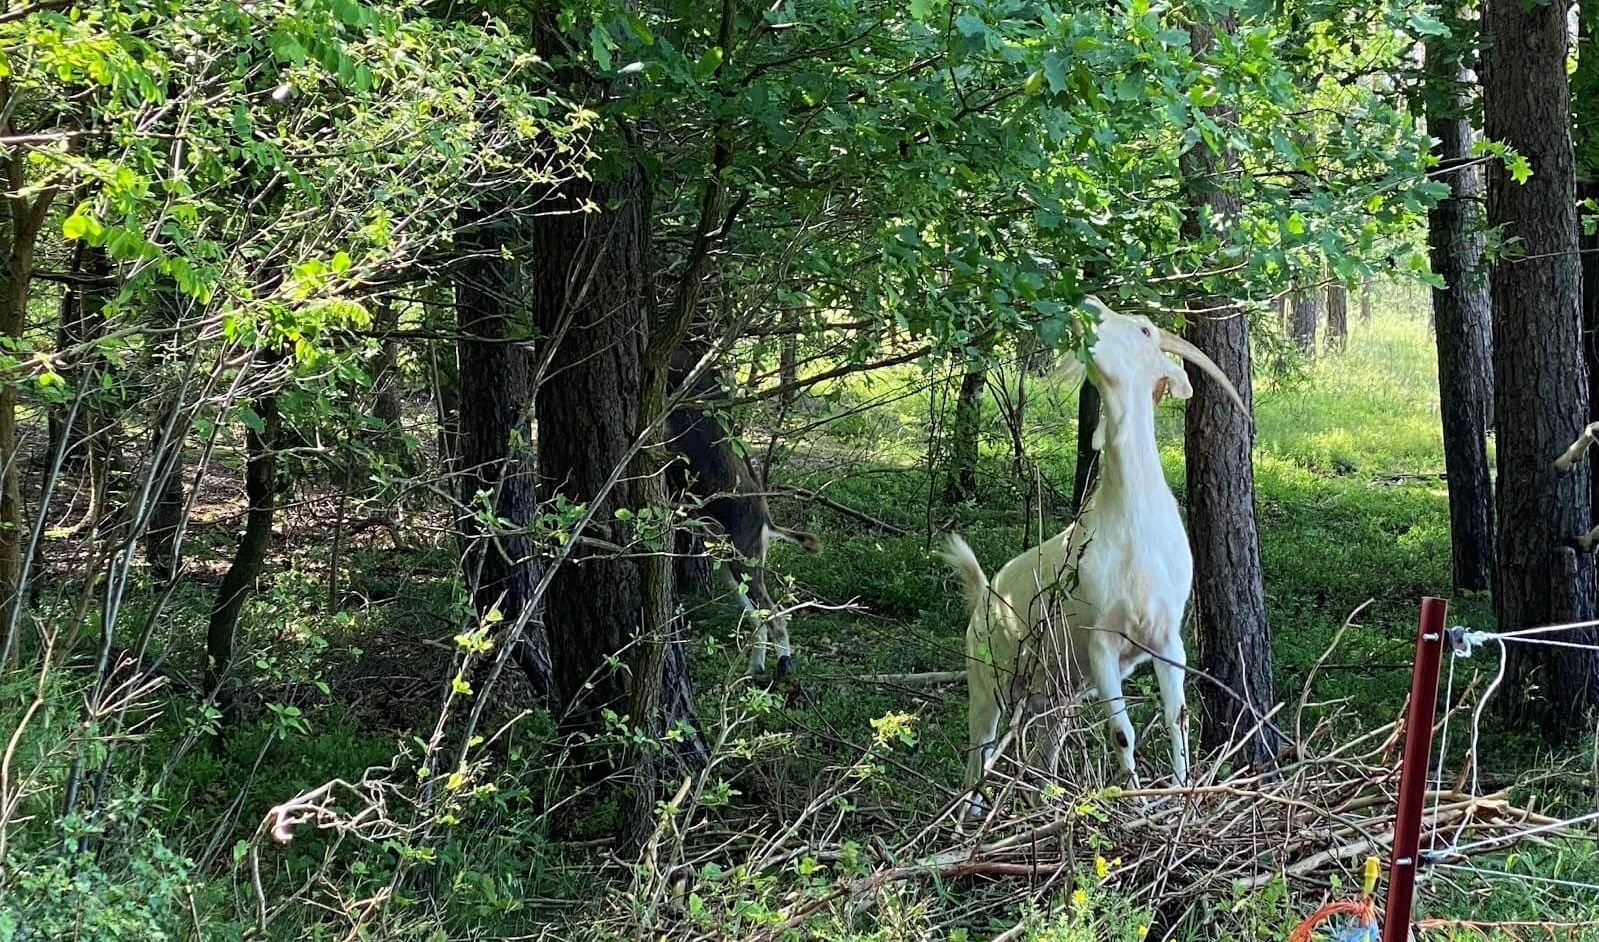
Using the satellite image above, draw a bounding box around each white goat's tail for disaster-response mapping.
[939,534,989,611]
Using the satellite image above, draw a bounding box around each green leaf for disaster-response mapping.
[1042,53,1069,93]
[1507,152,1532,184]
[267,30,307,65]
[1406,12,1450,36]
[237,406,265,436]
[330,0,368,27]
[954,13,988,38]
[622,11,654,44]
[589,24,613,72]
[694,45,724,79]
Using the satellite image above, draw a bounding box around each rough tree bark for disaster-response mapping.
[453,221,553,702]
[529,169,653,724]
[1425,17,1497,595]
[945,349,989,504]
[1324,282,1348,353]
[1288,285,1320,355]
[47,245,94,469]
[1181,10,1279,768]
[1484,0,1599,725]
[779,309,798,405]
[204,395,279,725]
[369,298,403,431]
[144,286,189,582]
[1070,380,1100,517]
[0,144,54,637]
[1583,176,1599,523]
[1580,1,1599,520]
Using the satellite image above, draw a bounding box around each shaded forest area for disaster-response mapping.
[4,1,1599,940]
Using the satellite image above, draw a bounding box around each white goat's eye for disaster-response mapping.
[1140,326,1152,338]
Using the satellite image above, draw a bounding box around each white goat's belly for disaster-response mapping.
[980,515,1192,700]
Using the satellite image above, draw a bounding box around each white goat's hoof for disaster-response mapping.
[775,654,795,677]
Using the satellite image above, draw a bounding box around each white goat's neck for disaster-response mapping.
[1087,385,1172,520]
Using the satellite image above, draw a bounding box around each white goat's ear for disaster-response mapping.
[1160,359,1193,401]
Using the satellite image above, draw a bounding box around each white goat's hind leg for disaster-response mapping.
[1152,638,1190,786]
[1088,632,1138,785]
[959,690,997,815]
[965,674,1002,818]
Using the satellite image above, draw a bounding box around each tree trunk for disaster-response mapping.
[1359,279,1373,323]
[1288,286,1320,355]
[1583,176,1599,524]
[144,287,188,583]
[47,246,93,470]
[0,182,49,638]
[779,309,798,405]
[370,299,403,430]
[144,427,186,582]
[453,225,553,702]
[529,170,651,725]
[1181,11,1279,769]
[204,395,279,725]
[1018,329,1055,376]
[1070,380,1100,517]
[1484,0,1599,726]
[1325,282,1348,353]
[944,354,987,504]
[1426,19,1497,595]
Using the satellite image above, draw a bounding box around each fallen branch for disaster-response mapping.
[857,670,965,686]
[769,484,909,537]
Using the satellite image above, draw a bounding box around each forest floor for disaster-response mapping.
[25,301,1599,940]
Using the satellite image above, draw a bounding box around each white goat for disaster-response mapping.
[942,298,1246,812]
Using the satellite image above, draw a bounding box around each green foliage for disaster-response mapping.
[0,0,1589,933]
[523,0,1448,369]
[0,826,193,942]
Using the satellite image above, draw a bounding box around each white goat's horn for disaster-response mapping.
[1157,329,1249,416]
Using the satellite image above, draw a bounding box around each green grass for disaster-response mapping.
[758,313,1468,749]
[685,308,1598,939]
[17,303,1599,941]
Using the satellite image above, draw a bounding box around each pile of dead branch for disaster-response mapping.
[726,696,1574,938]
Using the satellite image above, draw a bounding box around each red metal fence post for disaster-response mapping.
[1380,597,1449,942]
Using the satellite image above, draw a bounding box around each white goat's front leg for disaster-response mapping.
[1151,637,1189,786]
[1088,631,1138,785]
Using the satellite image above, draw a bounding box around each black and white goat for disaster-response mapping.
[666,348,821,676]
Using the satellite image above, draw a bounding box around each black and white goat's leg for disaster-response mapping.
[721,561,768,673]
[741,564,794,677]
